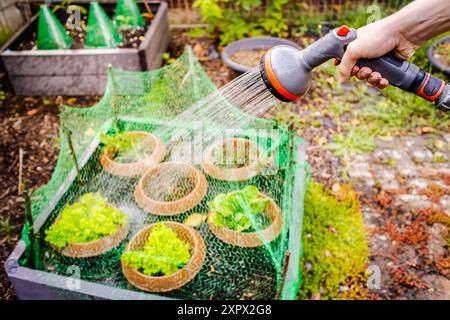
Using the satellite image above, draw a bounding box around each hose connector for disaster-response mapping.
[435,84,450,112]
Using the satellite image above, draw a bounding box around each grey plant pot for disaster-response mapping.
[427,36,450,76]
[0,1,169,96]
[221,37,301,74]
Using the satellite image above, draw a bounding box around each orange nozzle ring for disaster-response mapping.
[264,49,301,101]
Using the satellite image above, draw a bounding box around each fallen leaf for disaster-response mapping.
[207,265,215,277]
[317,136,328,145]
[311,293,321,300]
[415,126,433,135]
[84,128,95,136]
[142,12,154,19]
[434,139,444,149]
[184,213,207,228]
[67,97,77,105]
[350,118,360,126]
[332,183,341,192]
[26,108,38,116]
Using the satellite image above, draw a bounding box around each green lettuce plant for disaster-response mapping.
[122,223,191,276]
[100,132,152,163]
[45,193,128,249]
[208,186,270,232]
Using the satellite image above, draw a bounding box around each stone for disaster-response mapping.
[371,164,399,190]
[440,196,450,216]
[427,224,447,259]
[397,194,432,211]
[417,275,450,300]
[407,178,428,190]
[348,162,372,179]
[411,148,433,163]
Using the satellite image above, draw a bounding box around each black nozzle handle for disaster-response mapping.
[355,53,447,104]
[301,26,448,109]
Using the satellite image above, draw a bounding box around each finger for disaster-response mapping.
[368,72,382,86]
[356,67,372,80]
[378,78,389,89]
[339,43,361,83]
[351,65,360,76]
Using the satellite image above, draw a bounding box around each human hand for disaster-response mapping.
[339,20,418,89]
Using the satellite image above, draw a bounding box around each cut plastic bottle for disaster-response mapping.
[114,0,145,30]
[37,5,72,50]
[85,2,122,48]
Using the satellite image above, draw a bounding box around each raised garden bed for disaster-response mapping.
[0,1,169,95]
[5,117,308,300]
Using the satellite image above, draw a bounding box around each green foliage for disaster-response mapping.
[193,0,288,45]
[326,125,378,158]
[45,193,128,248]
[208,186,270,232]
[122,223,192,276]
[260,0,288,37]
[299,181,369,299]
[100,132,134,158]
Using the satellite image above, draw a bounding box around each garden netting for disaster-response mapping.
[19,47,309,300]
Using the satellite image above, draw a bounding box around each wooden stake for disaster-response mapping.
[65,128,85,186]
[18,147,23,195]
[23,181,35,268]
[142,0,152,14]
[275,251,291,300]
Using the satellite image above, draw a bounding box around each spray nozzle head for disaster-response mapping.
[259,45,311,102]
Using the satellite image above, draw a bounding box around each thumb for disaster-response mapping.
[339,43,361,83]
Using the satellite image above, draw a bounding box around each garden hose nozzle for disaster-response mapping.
[260,25,449,111]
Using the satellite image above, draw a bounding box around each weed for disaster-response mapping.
[0,217,20,244]
[326,125,378,158]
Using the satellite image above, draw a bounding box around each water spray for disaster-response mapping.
[260,26,450,111]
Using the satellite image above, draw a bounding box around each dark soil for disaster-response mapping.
[229,49,266,69]
[14,6,153,51]
[0,71,100,299]
[145,174,196,202]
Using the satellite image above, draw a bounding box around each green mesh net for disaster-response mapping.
[85,2,122,48]
[20,48,309,300]
[114,0,145,30]
[37,5,72,50]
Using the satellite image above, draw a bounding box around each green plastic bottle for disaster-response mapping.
[114,0,145,30]
[85,2,122,48]
[37,5,72,50]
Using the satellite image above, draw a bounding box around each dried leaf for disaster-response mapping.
[184,213,207,228]
[434,139,444,149]
[26,108,38,116]
[84,128,95,136]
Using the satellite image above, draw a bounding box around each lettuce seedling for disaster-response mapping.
[122,223,191,276]
[100,132,153,163]
[208,186,270,232]
[45,193,128,249]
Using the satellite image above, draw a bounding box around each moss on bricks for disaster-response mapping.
[299,181,369,299]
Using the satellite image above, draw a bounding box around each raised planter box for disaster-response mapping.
[0,1,169,96]
[5,117,308,300]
